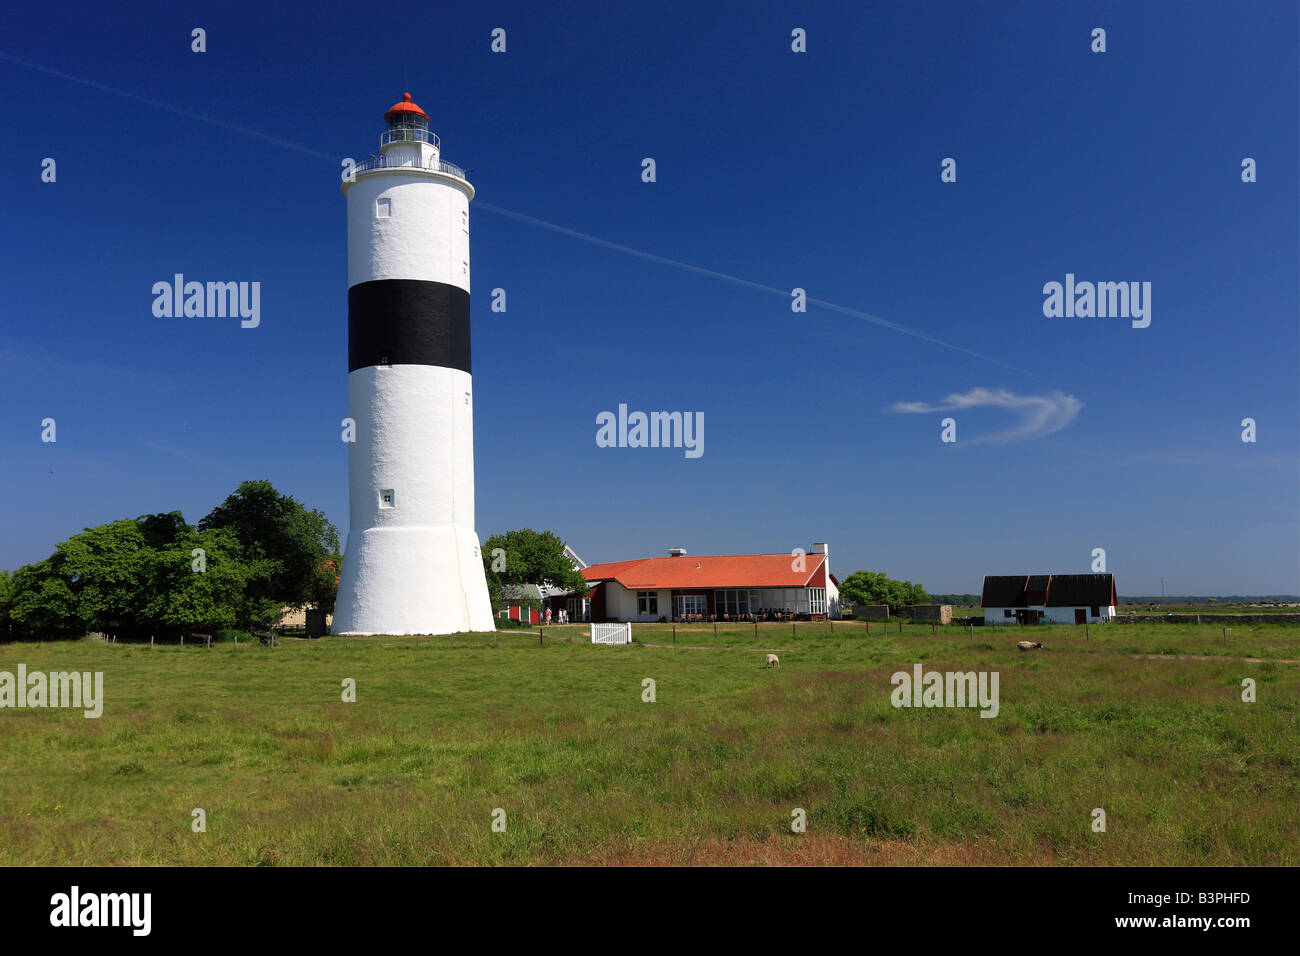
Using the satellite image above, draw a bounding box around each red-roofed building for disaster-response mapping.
[578,544,840,622]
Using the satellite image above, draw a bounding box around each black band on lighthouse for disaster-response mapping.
[348,279,471,373]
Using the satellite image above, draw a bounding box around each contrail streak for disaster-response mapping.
[0,51,338,161]
[3,50,1029,372]
[476,202,1029,372]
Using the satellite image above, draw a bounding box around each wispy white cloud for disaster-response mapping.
[889,387,1082,444]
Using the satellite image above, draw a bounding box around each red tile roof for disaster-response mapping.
[582,554,827,589]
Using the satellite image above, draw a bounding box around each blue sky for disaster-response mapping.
[1,0,1296,595]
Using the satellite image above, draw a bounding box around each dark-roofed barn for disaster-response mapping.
[981,573,1117,626]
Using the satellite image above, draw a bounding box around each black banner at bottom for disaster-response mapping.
[0,865,1282,944]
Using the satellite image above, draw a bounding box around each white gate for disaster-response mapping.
[590,622,632,645]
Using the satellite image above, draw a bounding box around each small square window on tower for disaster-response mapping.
[376,198,392,218]
[379,489,395,509]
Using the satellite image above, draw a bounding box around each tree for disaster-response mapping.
[148,526,281,633]
[0,569,13,641]
[8,559,91,640]
[309,552,344,615]
[839,570,930,615]
[480,529,587,603]
[50,518,156,639]
[199,480,339,610]
[5,484,340,640]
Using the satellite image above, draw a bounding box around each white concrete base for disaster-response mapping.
[333,525,495,636]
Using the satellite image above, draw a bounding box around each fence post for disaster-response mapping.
[714,623,717,637]
[673,623,676,643]
[1085,621,1090,641]
[539,628,544,647]
[792,622,796,638]
[754,621,757,639]
[830,620,834,635]
[180,634,184,649]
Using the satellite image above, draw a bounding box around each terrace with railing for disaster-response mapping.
[352,153,469,181]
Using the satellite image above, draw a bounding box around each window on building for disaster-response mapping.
[677,594,706,618]
[379,489,395,509]
[1004,609,1013,618]
[810,588,826,615]
[566,596,589,622]
[1091,606,1099,617]
[637,591,658,615]
[376,198,392,218]
[713,589,750,615]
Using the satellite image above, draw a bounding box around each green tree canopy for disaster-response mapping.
[199,480,339,610]
[481,529,587,604]
[839,570,931,614]
[147,526,282,633]
[0,569,14,640]
[4,482,339,641]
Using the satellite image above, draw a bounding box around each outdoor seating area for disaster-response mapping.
[673,610,825,623]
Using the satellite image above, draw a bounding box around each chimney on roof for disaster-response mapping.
[668,548,687,557]
[811,543,828,556]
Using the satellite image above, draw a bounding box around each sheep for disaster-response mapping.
[1017,641,1044,651]
[765,653,780,668]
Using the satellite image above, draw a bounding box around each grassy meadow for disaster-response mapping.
[1,618,1296,865]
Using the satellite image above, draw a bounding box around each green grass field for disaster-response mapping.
[1,619,1296,865]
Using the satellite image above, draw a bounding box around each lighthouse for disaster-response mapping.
[333,93,495,636]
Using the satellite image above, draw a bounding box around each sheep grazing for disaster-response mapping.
[765,653,780,668]
[1017,641,1044,651]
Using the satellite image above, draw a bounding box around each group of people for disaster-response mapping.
[543,607,571,625]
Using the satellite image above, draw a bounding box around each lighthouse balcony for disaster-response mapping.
[380,127,441,149]
[353,153,469,181]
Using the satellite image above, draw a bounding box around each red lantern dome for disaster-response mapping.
[384,92,429,123]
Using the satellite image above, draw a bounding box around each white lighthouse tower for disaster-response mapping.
[333,92,494,636]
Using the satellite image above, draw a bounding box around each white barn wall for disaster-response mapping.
[984,605,1117,626]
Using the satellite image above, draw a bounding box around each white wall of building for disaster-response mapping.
[345,172,472,293]
[984,605,1117,626]
[604,584,668,622]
